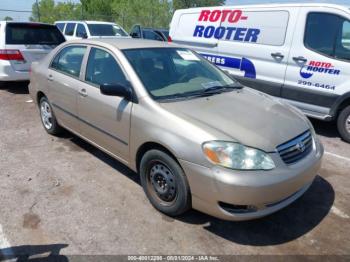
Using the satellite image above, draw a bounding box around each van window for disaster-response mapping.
[335,20,350,60]
[85,48,128,86]
[305,12,350,61]
[56,23,65,32]
[5,23,65,45]
[51,46,86,77]
[65,23,76,36]
[87,24,128,37]
[76,24,87,38]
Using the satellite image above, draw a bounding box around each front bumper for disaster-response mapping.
[180,138,324,221]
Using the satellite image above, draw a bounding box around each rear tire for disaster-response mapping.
[337,105,350,143]
[140,149,191,217]
[39,96,62,135]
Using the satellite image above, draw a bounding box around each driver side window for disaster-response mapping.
[85,47,128,87]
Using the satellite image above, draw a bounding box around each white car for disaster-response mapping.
[169,3,350,142]
[55,21,130,40]
[0,21,65,83]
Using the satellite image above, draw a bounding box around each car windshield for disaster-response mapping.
[87,24,128,37]
[123,48,239,101]
[5,23,65,45]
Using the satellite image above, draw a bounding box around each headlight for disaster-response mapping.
[202,141,275,170]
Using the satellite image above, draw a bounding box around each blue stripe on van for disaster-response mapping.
[200,53,256,79]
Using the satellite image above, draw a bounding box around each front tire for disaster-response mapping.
[140,149,191,217]
[337,105,350,143]
[39,96,62,135]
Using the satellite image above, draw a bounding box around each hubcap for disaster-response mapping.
[346,115,350,134]
[148,162,177,204]
[40,101,53,130]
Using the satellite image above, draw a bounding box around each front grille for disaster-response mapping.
[277,130,313,165]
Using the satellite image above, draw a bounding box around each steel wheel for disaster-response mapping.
[40,101,53,130]
[147,161,177,206]
[346,115,350,134]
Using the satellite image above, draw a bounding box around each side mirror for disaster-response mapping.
[82,33,88,39]
[100,83,132,100]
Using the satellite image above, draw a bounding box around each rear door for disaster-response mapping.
[217,7,299,97]
[170,8,221,56]
[5,23,65,72]
[283,7,350,118]
[48,45,87,131]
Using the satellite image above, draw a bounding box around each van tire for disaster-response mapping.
[337,105,350,143]
[140,149,191,217]
[39,96,62,135]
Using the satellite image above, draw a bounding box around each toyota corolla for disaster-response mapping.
[29,39,323,220]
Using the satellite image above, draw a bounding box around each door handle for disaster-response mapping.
[293,56,307,63]
[271,52,284,59]
[47,74,54,81]
[79,88,88,97]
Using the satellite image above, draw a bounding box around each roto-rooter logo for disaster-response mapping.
[193,10,260,43]
[300,61,341,79]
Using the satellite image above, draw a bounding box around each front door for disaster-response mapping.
[77,47,132,162]
[283,7,350,118]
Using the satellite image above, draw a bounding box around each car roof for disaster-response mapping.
[68,38,174,50]
[55,20,116,25]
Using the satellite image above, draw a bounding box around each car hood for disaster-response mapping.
[159,88,309,152]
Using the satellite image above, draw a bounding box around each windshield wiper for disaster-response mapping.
[156,84,242,102]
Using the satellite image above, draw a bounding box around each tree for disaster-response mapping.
[112,0,172,30]
[173,0,225,10]
[30,0,82,24]
[3,16,13,21]
[81,0,115,21]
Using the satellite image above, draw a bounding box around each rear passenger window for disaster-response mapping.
[56,23,65,32]
[305,12,350,61]
[65,23,76,36]
[51,46,86,77]
[85,48,128,86]
[76,24,87,38]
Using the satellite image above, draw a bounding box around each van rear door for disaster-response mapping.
[170,8,221,55]
[216,7,299,97]
[283,7,350,119]
[5,23,65,72]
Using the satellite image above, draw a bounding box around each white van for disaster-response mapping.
[0,21,65,83]
[169,3,350,142]
[55,21,129,40]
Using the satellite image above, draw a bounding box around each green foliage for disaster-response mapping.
[30,0,225,30]
[30,0,82,23]
[173,0,225,10]
[111,0,172,30]
[3,16,13,21]
[80,0,115,21]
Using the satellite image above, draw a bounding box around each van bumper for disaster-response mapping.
[180,138,323,221]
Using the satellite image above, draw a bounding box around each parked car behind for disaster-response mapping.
[169,3,350,142]
[55,21,129,40]
[130,25,169,41]
[29,39,323,221]
[0,21,65,83]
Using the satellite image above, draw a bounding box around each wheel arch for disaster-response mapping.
[330,92,350,119]
[36,91,46,106]
[135,142,180,173]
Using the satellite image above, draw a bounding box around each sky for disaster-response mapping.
[0,0,349,21]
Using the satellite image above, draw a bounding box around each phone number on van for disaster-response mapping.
[297,80,335,90]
